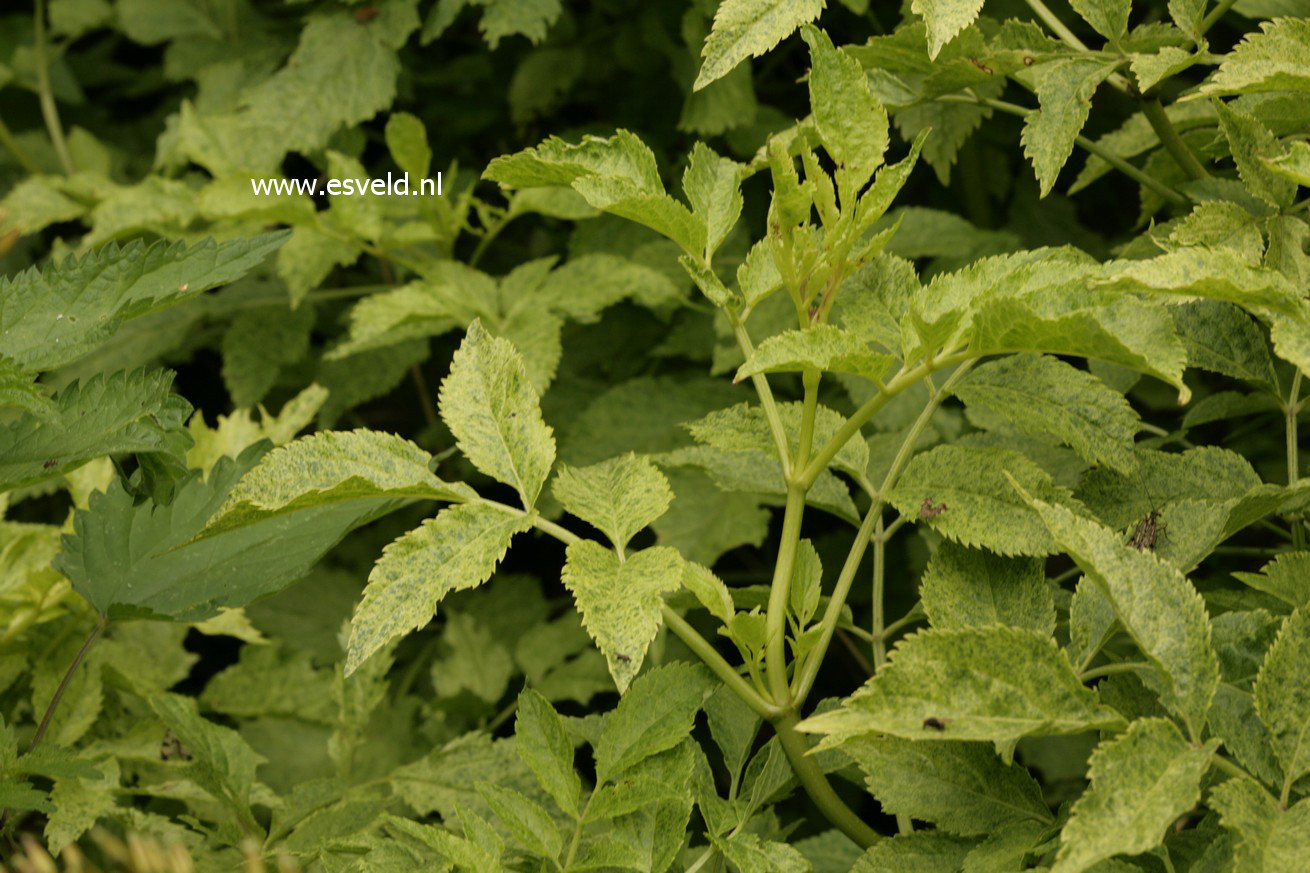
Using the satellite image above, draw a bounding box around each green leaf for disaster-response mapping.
[202,430,474,536]
[0,233,288,372]
[1253,607,1310,790]
[952,354,1140,473]
[1264,141,1310,186]
[887,444,1087,557]
[1019,58,1122,197]
[1070,0,1131,43]
[483,131,706,257]
[144,691,264,823]
[514,689,580,818]
[475,782,563,860]
[910,0,985,58]
[736,324,895,384]
[1201,17,1310,96]
[439,319,556,508]
[797,626,1123,747]
[385,112,432,180]
[592,662,714,783]
[853,831,978,871]
[562,542,683,692]
[1051,718,1218,873]
[1214,99,1299,210]
[921,541,1055,634]
[801,25,889,193]
[57,444,401,621]
[0,368,192,493]
[842,736,1052,835]
[1235,553,1310,609]
[693,0,825,90]
[551,454,673,552]
[44,758,119,856]
[1018,493,1220,738]
[345,502,530,676]
[0,356,56,421]
[1210,778,1310,871]
[683,142,743,259]
[681,560,737,625]
[221,304,315,408]
[716,831,812,872]
[1170,301,1280,391]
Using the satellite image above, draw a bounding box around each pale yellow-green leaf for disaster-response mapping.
[561,542,683,693]
[1019,58,1122,197]
[345,502,531,675]
[736,324,895,384]
[911,0,985,58]
[1253,607,1310,791]
[1201,17,1310,96]
[1210,778,1310,872]
[439,320,556,508]
[1052,718,1218,873]
[801,25,889,193]
[693,0,825,90]
[551,454,673,551]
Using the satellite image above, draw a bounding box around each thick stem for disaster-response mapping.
[1140,98,1209,180]
[33,0,75,175]
[765,486,808,704]
[30,617,106,753]
[772,711,880,847]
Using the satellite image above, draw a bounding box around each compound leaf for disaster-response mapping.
[514,689,580,818]
[592,662,714,783]
[802,25,889,193]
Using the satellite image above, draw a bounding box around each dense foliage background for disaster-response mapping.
[1,0,1309,870]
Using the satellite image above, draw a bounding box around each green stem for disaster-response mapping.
[871,516,888,668]
[765,486,808,705]
[663,607,779,720]
[1140,98,1209,180]
[1023,0,1090,51]
[564,794,593,868]
[772,711,879,847]
[793,500,882,704]
[33,0,74,175]
[1078,661,1149,682]
[731,313,792,475]
[942,95,1188,206]
[0,115,40,174]
[876,606,925,644]
[1198,0,1240,38]
[469,213,513,268]
[1288,371,1304,550]
[29,617,105,753]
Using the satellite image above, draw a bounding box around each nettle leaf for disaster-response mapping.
[439,319,556,509]
[593,662,714,783]
[1019,58,1122,197]
[1253,607,1310,790]
[514,689,580,818]
[202,430,474,535]
[693,0,825,90]
[562,542,684,692]
[551,454,673,552]
[1019,494,1220,738]
[1052,718,1218,873]
[0,233,288,372]
[842,736,1052,835]
[920,541,1055,635]
[57,444,406,622]
[0,368,192,492]
[1210,778,1310,870]
[886,444,1086,556]
[911,0,985,58]
[483,131,705,257]
[802,25,889,194]
[797,626,1122,747]
[0,356,56,421]
[346,502,531,675]
[952,354,1140,473]
[1201,17,1310,96]
[683,142,743,259]
[736,325,895,384]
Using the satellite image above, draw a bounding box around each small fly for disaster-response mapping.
[43,459,59,470]
[922,717,948,731]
